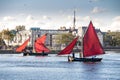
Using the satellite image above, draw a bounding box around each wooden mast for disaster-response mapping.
[72,10,76,58]
[73,10,76,29]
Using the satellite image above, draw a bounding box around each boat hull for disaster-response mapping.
[68,56,102,62]
[23,52,48,56]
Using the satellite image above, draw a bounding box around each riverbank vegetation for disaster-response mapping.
[104,31,120,47]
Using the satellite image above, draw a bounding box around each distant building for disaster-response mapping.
[8,26,104,50]
[78,26,104,46]
[30,27,77,50]
[9,27,77,50]
[8,30,31,46]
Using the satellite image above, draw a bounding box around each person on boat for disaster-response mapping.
[68,55,74,62]
[22,48,26,53]
[92,56,96,58]
[67,52,75,62]
[29,49,32,53]
[72,52,75,58]
[23,48,31,53]
[42,50,44,55]
[23,48,30,56]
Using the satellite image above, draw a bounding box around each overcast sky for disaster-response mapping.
[0,0,120,31]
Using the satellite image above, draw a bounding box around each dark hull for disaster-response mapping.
[23,52,48,56]
[68,56,102,62]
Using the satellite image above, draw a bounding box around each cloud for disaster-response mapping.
[25,15,37,29]
[91,7,106,14]
[3,16,15,21]
[0,10,61,30]
[110,16,120,31]
[67,15,72,20]
[112,16,120,21]
[0,21,18,31]
[26,15,34,21]
[24,15,53,29]
[77,16,108,31]
[43,15,51,20]
[2,14,119,32]
[86,17,101,26]
[83,16,91,21]
[93,19,102,28]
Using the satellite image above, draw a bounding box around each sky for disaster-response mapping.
[0,0,120,32]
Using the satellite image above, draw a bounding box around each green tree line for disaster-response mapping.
[104,31,120,46]
[55,33,75,46]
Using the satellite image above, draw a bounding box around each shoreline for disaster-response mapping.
[0,49,120,54]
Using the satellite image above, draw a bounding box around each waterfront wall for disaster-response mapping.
[0,46,120,54]
[104,46,120,51]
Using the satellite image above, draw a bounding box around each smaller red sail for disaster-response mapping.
[16,38,30,52]
[34,33,50,53]
[58,37,78,55]
[83,21,105,57]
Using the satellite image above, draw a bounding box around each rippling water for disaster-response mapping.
[0,51,120,80]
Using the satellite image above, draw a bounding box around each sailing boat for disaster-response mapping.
[23,33,50,56]
[16,34,50,56]
[73,21,105,62]
[58,21,105,62]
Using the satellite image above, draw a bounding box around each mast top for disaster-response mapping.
[73,10,76,28]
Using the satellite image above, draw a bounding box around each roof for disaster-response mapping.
[30,27,40,31]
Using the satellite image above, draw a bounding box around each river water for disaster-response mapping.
[0,51,120,80]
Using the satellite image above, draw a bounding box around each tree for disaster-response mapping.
[0,37,6,44]
[15,25,26,31]
[104,31,120,46]
[1,29,15,47]
[55,33,75,46]
[103,33,112,46]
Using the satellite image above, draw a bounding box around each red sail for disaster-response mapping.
[34,34,50,53]
[16,38,30,52]
[83,21,105,57]
[36,33,47,44]
[58,37,78,55]
[34,43,50,53]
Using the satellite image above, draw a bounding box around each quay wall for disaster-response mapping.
[0,47,120,54]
